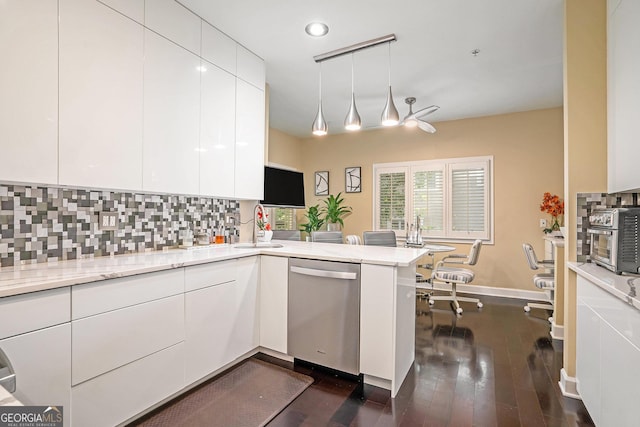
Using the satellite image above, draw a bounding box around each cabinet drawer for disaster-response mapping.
[71,268,184,319]
[72,342,184,427]
[185,259,237,292]
[0,287,70,339]
[72,294,184,385]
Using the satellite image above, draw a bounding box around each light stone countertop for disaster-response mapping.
[0,240,428,298]
[569,261,640,311]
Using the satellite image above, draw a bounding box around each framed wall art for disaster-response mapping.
[315,171,329,196]
[345,167,361,193]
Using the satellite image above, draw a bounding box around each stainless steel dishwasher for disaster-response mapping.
[288,258,360,375]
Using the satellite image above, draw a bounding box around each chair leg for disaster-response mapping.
[428,282,482,314]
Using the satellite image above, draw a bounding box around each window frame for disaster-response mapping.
[373,156,494,244]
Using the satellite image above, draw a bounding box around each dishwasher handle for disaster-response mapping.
[0,348,16,393]
[290,265,357,280]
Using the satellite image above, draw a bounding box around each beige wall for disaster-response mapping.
[269,107,564,292]
[268,128,304,171]
[563,0,607,380]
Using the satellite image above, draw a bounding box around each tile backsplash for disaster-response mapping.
[0,183,239,267]
[576,192,639,261]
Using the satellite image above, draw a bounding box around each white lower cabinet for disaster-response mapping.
[185,280,237,385]
[72,343,185,427]
[0,324,71,427]
[259,255,288,354]
[576,275,640,426]
[231,256,260,358]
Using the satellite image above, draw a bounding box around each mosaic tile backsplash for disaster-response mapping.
[576,192,640,261]
[0,184,239,267]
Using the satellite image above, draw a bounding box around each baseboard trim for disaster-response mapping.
[257,347,294,362]
[551,322,564,340]
[559,368,581,400]
[363,374,391,391]
[430,282,551,301]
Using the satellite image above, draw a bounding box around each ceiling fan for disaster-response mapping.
[401,97,440,133]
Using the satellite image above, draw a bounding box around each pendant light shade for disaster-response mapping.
[312,63,328,136]
[344,53,361,131]
[381,42,400,126]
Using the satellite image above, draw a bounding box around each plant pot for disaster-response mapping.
[258,230,273,242]
[327,222,341,231]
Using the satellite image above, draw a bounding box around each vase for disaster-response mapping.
[258,230,273,242]
[327,222,341,231]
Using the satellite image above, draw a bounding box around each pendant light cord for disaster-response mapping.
[387,41,392,86]
[351,53,355,93]
[318,62,323,102]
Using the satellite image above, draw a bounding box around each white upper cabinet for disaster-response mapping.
[59,0,144,191]
[145,0,201,55]
[143,29,201,195]
[237,45,266,89]
[0,0,58,185]
[200,61,236,198]
[201,22,237,75]
[235,80,265,200]
[98,0,144,23]
[607,0,640,193]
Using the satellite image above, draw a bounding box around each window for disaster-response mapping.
[267,207,297,230]
[373,156,493,242]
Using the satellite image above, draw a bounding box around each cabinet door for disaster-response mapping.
[237,45,265,89]
[232,256,260,358]
[0,324,71,427]
[235,80,265,199]
[260,255,288,353]
[59,0,144,191]
[607,0,640,192]
[143,29,200,195]
[184,281,236,385]
[576,298,601,425]
[144,0,201,55]
[98,0,144,24]
[201,22,237,74]
[0,0,58,185]
[199,61,236,198]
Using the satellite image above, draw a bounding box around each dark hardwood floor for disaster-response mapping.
[264,294,595,427]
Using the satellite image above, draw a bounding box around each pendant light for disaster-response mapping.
[380,41,400,126]
[311,62,328,136]
[344,53,361,131]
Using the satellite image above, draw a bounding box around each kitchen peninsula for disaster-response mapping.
[0,241,427,427]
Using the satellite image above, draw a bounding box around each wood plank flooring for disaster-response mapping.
[131,294,595,426]
[264,294,594,427]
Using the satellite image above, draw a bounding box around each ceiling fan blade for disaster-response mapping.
[414,105,440,119]
[417,120,436,133]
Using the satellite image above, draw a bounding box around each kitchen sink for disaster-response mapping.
[233,243,284,249]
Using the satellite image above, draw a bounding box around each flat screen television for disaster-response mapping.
[260,166,306,208]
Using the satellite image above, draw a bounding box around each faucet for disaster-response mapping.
[253,203,264,245]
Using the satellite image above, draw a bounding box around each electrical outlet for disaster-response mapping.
[539,219,547,228]
[99,212,119,230]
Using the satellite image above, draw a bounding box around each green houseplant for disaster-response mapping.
[321,192,352,230]
[300,204,324,238]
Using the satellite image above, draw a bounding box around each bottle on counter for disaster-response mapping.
[215,225,225,244]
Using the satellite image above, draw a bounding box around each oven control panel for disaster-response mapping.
[589,210,615,227]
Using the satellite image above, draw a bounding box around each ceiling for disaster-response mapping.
[179,0,564,138]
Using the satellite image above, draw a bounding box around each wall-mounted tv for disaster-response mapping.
[260,166,306,208]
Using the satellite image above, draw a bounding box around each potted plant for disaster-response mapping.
[540,192,564,235]
[299,205,324,240]
[321,192,352,231]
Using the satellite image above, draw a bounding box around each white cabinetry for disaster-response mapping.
[607,0,640,192]
[237,45,266,90]
[144,0,201,55]
[71,269,185,427]
[235,80,266,199]
[259,256,288,354]
[184,260,238,385]
[98,0,144,24]
[143,29,201,195]
[0,288,71,427]
[202,22,237,74]
[576,275,640,426]
[232,256,260,357]
[199,63,236,198]
[59,0,144,191]
[0,0,58,185]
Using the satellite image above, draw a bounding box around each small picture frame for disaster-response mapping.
[345,167,361,193]
[315,171,329,196]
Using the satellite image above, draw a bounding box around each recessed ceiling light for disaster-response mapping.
[305,22,329,37]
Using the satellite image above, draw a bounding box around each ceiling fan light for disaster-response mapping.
[381,86,400,126]
[404,118,418,128]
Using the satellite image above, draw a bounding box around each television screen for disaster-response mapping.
[260,166,306,208]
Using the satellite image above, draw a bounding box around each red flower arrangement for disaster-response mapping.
[256,208,271,231]
[540,192,564,233]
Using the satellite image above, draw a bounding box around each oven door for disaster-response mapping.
[588,228,618,271]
